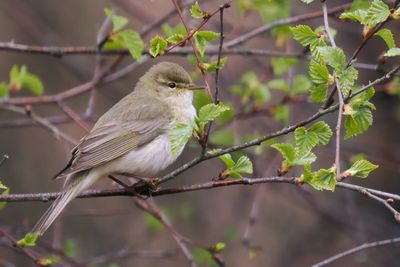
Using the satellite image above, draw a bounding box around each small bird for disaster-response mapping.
[32,62,204,236]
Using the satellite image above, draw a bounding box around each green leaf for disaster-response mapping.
[310,84,328,102]
[10,64,20,87]
[293,150,317,166]
[344,106,373,139]
[214,242,226,252]
[17,232,39,247]
[365,0,390,26]
[307,167,337,191]
[166,33,185,45]
[190,1,206,19]
[274,105,289,125]
[295,121,332,153]
[336,66,358,97]
[197,103,230,132]
[309,60,329,84]
[374,29,396,49]
[63,239,77,258]
[229,155,253,178]
[194,31,220,57]
[0,83,9,97]
[219,153,235,169]
[119,29,144,60]
[169,123,194,156]
[340,9,368,23]
[193,248,216,267]
[104,8,128,32]
[0,181,9,210]
[300,0,315,3]
[203,57,228,72]
[344,159,378,178]
[271,57,298,76]
[38,254,59,266]
[318,47,346,70]
[384,47,400,57]
[271,143,295,165]
[21,72,44,96]
[210,128,235,146]
[290,25,318,46]
[149,35,168,57]
[292,75,311,94]
[268,79,289,92]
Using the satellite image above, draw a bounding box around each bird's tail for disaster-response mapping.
[32,170,98,236]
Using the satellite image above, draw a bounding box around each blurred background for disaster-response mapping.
[0,0,399,266]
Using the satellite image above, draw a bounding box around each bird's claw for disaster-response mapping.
[126,178,160,198]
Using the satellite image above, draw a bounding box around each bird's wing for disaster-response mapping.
[53,102,172,179]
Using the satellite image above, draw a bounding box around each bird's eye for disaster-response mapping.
[168,82,177,89]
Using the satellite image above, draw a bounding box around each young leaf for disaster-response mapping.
[384,47,400,57]
[318,47,346,70]
[18,232,39,247]
[308,167,337,191]
[203,57,228,72]
[219,154,253,179]
[104,8,128,32]
[190,1,206,19]
[169,123,195,156]
[364,0,390,26]
[0,83,9,97]
[63,239,77,258]
[0,181,9,209]
[197,103,230,132]
[166,33,185,45]
[149,35,168,57]
[268,79,289,92]
[229,155,253,178]
[336,66,358,97]
[343,159,378,178]
[309,60,329,85]
[219,153,235,169]
[271,57,298,76]
[119,29,144,60]
[293,150,317,166]
[295,121,332,153]
[344,106,373,139]
[310,84,328,102]
[374,29,396,49]
[194,31,220,57]
[21,72,44,96]
[292,75,312,94]
[271,143,295,165]
[290,25,319,46]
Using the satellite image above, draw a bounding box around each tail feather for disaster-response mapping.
[32,170,98,236]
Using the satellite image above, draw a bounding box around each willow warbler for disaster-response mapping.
[32,62,204,236]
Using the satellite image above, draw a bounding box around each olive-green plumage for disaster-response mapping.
[32,62,203,236]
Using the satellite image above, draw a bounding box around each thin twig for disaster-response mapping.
[0,105,77,145]
[322,1,344,180]
[201,2,229,154]
[135,199,197,267]
[312,236,400,267]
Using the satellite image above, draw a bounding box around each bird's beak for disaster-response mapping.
[187,84,206,91]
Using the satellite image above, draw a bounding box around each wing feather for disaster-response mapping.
[53,99,172,179]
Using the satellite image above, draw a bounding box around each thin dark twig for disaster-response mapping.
[201,2,230,154]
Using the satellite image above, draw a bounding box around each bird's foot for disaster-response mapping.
[127,178,160,198]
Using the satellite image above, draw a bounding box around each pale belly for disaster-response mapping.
[96,134,180,177]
